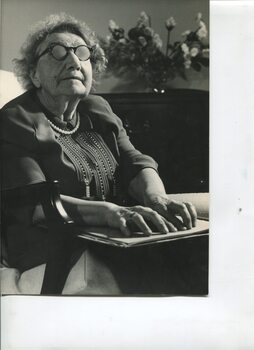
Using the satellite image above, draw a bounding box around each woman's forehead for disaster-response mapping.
[39,32,86,50]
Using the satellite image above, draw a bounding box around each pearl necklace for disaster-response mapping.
[46,113,80,135]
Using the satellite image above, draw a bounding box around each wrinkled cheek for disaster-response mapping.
[85,78,92,91]
[46,83,57,95]
[45,78,59,94]
[86,74,93,91]
[54,76,60,88]
[82,66,93,85]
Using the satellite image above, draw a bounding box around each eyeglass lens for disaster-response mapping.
[51,45,91,61]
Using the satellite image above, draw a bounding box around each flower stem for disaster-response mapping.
[166,30,170,56]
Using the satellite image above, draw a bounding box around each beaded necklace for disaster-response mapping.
[46,113,80,135]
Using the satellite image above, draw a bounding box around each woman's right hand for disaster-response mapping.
[105,204,176,237]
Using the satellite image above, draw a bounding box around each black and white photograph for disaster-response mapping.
[0,0,209,297]
[1,1,254,349]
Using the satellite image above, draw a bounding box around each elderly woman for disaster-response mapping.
[0,14,198,294]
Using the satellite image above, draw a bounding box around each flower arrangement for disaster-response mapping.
[100,11,209,92]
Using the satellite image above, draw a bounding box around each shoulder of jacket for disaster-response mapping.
[1,90,32,111]
[80,94,110,110]
[79,94,116,120]
[78,94,121,134]
[0,90,44,128]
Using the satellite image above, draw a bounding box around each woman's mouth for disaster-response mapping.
[62,77,83,81]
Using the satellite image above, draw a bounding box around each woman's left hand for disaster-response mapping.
[144,194,197,232]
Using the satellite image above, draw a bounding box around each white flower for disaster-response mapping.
[196,12,202,22]
[144,27,154,37]
[165,17,176,30]
[197,21,208,39]
[181,43,189,55]
[140,11,149,21]
[190,47,199,57]
[181,30,191,37]
[184,59,192,69]
[108,20,119,31]
[119,38,127,44]
[138,11,150,26]
[153,33,163,49]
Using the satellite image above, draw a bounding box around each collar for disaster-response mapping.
[32,89,93,131]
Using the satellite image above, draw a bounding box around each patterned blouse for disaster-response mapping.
[56,130,118,201]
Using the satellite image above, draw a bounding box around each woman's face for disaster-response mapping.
[30,32,93,100]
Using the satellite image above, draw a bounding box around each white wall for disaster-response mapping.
[0,0,209,92]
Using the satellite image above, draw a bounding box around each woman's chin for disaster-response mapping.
[63,86,90,98]
[61,80,91,97]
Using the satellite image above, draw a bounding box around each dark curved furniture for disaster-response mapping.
[1,180,75,294]
[100,89,209,193]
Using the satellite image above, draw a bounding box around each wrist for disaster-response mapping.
[143,192,167,208]
[78,201,119,226]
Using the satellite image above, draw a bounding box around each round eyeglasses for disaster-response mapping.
[35,44,94,62]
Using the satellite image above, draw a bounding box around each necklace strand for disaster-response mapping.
[46,113,80,135]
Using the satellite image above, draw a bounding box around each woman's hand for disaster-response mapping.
[144,194,197,232]
[105,204,175,237]
[128,168,197,232]
[61,194,193,237]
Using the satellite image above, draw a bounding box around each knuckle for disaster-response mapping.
[132,212,141,220]
[150,210,160,217]
[178,203,186,210]
[135,205,143,210]
[116,211,123,218]
[185,201,194,209]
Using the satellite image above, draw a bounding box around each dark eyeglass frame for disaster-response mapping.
[35,43,94,62]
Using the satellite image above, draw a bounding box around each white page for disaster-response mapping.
[77,219,209,247]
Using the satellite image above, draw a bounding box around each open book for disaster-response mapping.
[76,219,209,248]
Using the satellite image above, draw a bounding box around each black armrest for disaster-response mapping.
[1,180,76,294]
[2,180,73,225]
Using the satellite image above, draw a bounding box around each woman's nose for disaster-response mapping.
[65,50,81,70]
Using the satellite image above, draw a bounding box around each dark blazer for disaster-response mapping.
[0,90,157,271]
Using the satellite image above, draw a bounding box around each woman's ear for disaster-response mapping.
[29,68,41,88]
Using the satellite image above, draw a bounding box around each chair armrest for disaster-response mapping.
[2,180,74,226]
[1,180,75,294]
